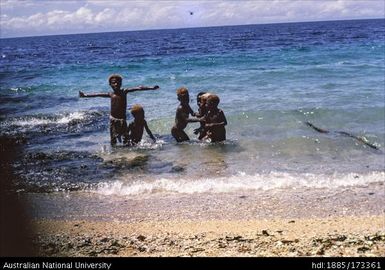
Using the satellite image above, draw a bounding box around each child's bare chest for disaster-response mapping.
[206,111,221,123]
[111,93,127,105]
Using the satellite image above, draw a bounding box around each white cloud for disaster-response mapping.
[1,0,36,9]
[1,0,384,38]
[94,8,115,24]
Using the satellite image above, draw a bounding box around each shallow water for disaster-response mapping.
[1,19,384,194]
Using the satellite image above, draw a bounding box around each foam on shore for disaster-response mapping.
[94,171,384,196]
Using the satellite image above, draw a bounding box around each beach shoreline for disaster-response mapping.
[25,181,385,257]
[32,216,385,257]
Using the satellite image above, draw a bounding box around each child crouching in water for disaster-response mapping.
[203,94,227,142]
[126,104,156,145]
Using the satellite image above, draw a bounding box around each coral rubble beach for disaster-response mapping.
[27,182,384,257]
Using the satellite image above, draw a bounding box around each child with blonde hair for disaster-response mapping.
[127,104,156,145]
[203,94,227,142]
[171,87,204,142]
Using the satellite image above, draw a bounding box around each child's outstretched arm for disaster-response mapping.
[79,91,110,98]
[144,121,156,142]
[187,116,205,123]
[124,85,160,93]
[186,105,204,123]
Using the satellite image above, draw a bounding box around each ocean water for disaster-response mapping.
[1,19,384,195]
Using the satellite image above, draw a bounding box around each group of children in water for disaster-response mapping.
[79,74,227,146]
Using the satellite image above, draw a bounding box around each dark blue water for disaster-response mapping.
[1,19,384,194]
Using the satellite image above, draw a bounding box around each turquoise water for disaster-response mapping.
[1,19,384,194]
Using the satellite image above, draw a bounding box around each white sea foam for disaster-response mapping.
[12,118,51,126]
[134,139,165,150]
[10,112,86,127]
[94,171,384,196]
[56,112,86,124]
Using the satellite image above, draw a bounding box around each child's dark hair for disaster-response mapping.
[108,74,123,84]
[197,91,207,99]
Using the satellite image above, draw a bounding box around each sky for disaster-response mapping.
[1,0,384,38]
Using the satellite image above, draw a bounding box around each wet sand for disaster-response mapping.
[26,182,385,257]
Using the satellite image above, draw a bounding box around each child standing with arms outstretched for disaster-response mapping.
[79,74,159,145]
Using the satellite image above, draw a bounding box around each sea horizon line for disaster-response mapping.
[1,17,384,40]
